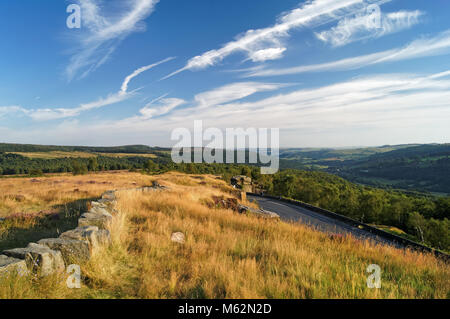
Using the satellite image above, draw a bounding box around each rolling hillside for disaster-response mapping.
[279,144,450,194]
[326,144,450,194]
[1,172,448,299]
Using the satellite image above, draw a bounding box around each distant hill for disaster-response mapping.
[325,144,450,194]
[0,143,170,154]
[279,144,421,162]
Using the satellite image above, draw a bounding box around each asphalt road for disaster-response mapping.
[248,195,400,247]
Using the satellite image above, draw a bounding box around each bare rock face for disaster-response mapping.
[60,226,111,249]
[38,238,90,264]
[171,232,186,244]
[3,243,65,277]
[0,255,28,277]
[78,207,113,229]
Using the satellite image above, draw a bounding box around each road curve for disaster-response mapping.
[248,195,401,247]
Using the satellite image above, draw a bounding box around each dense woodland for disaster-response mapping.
[0,152,156,175]
[0,143,168,154]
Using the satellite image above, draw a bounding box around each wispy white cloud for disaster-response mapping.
[163,0,389,79]
[194,82,288,108]
[25,93,129,121]
[114,71,450,132]
[66,0,159,80]
[113,81,286,127]
[133,98,186,121]
[19,57,172,121]
[244,29,450,77]
[316,10,423,47]
[428,70,450,79]
[0,106,24,119]
[120,57,175,93]
[3,70,450,147]
[246,48,287,62]
[8,71,450,147]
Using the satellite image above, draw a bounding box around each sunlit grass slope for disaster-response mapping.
[0,171,152,217]
[0,172,448,299]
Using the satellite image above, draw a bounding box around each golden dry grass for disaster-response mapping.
[0,171,153,217]
[0,172,449,299]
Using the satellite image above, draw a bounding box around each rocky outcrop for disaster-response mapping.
[37,238,90,264]
[60,226,111,249]
[0,183,169,278]
[0,255,28,276]
[78,208,113,229]
[3,243,65,277]
[238,204,280,220]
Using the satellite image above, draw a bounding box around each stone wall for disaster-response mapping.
[0,183,168,278]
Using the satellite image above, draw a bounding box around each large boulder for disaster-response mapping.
[0,255,28,277]
[78,207,113,229]
[38,238,90,264]
[60,226,111,250]
[3,243,65,277]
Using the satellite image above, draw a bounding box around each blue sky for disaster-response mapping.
[0,0,449,147]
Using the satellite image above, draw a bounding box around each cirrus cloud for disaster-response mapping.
[66,0,160,80]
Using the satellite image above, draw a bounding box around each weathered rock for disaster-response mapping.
[60,226,111,249]
[102,191,116,200]
[78,208,113,229]
[238,205,280,220]
[152,181,168,189]
[90,201,107,209]
[97,198,117,210]
[89,206,112,216]
[212,196,239,211]
[171,232,186,244]
[3,243,65,277]
[97,201,119,215]
[0,255,28,277]
[38,238,90,264]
